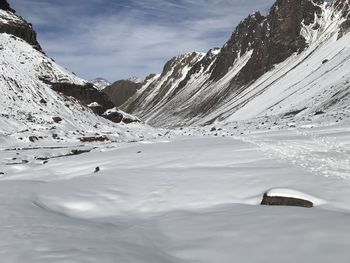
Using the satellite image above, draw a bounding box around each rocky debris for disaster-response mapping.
[103,108,140,124]
[103,80,142,107]
[39,98,47,104]
[79,136,109,143]
[261,192,313,208]
[0,0,42,50]
[29,135,39,143]
[52,116,62,123]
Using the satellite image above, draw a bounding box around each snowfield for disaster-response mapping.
[1,120,350,263]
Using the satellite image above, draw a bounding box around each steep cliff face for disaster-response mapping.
[213,0,323,87]
[121,0,350,127]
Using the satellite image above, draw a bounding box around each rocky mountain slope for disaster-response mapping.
[121,0,350,127]
[0,0,141,144]
[102,79,143,107]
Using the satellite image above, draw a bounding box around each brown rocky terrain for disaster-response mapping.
[103,80,142,107]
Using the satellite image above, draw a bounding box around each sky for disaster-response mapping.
[10,0,275,82]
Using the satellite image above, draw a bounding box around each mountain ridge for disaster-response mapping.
[120,0,350,127]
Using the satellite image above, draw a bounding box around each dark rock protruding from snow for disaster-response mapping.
[261,193,313,208]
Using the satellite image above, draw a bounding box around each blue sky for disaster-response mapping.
[10,0,275,82]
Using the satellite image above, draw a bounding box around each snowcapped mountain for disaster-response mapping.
[89,78,111,91]
[0,1,142,144]
[127,76,144,84]
[121,0,350,127]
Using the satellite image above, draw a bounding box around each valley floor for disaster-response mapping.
[0,121,350,263]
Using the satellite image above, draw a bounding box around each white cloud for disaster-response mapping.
[10,0,275,81]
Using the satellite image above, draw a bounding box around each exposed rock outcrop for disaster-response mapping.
[0,0,41,50]
[50,82,114,112]
[210,0,323,86]
[0,0,14,12]
[49,82,140,124]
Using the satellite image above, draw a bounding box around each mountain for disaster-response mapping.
[127,76,144,84]
[102,79,143,108]
[0,0,139,142]
[121,0,350,127]
[89,77,111,91]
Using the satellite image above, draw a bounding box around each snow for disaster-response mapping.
[90,78,111,91]
[1,120,350,262]
[87,102,102,107]
[127,76,144,83]
[0,9,23,24]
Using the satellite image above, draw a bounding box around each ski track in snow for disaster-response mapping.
[237,127,350,180]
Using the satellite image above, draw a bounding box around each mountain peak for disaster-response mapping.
[127,76,144,84]
[89,78,111,91]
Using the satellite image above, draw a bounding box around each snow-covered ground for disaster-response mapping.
[1,119,350,262]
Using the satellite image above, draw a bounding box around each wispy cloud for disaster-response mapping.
[10,0,275,81]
